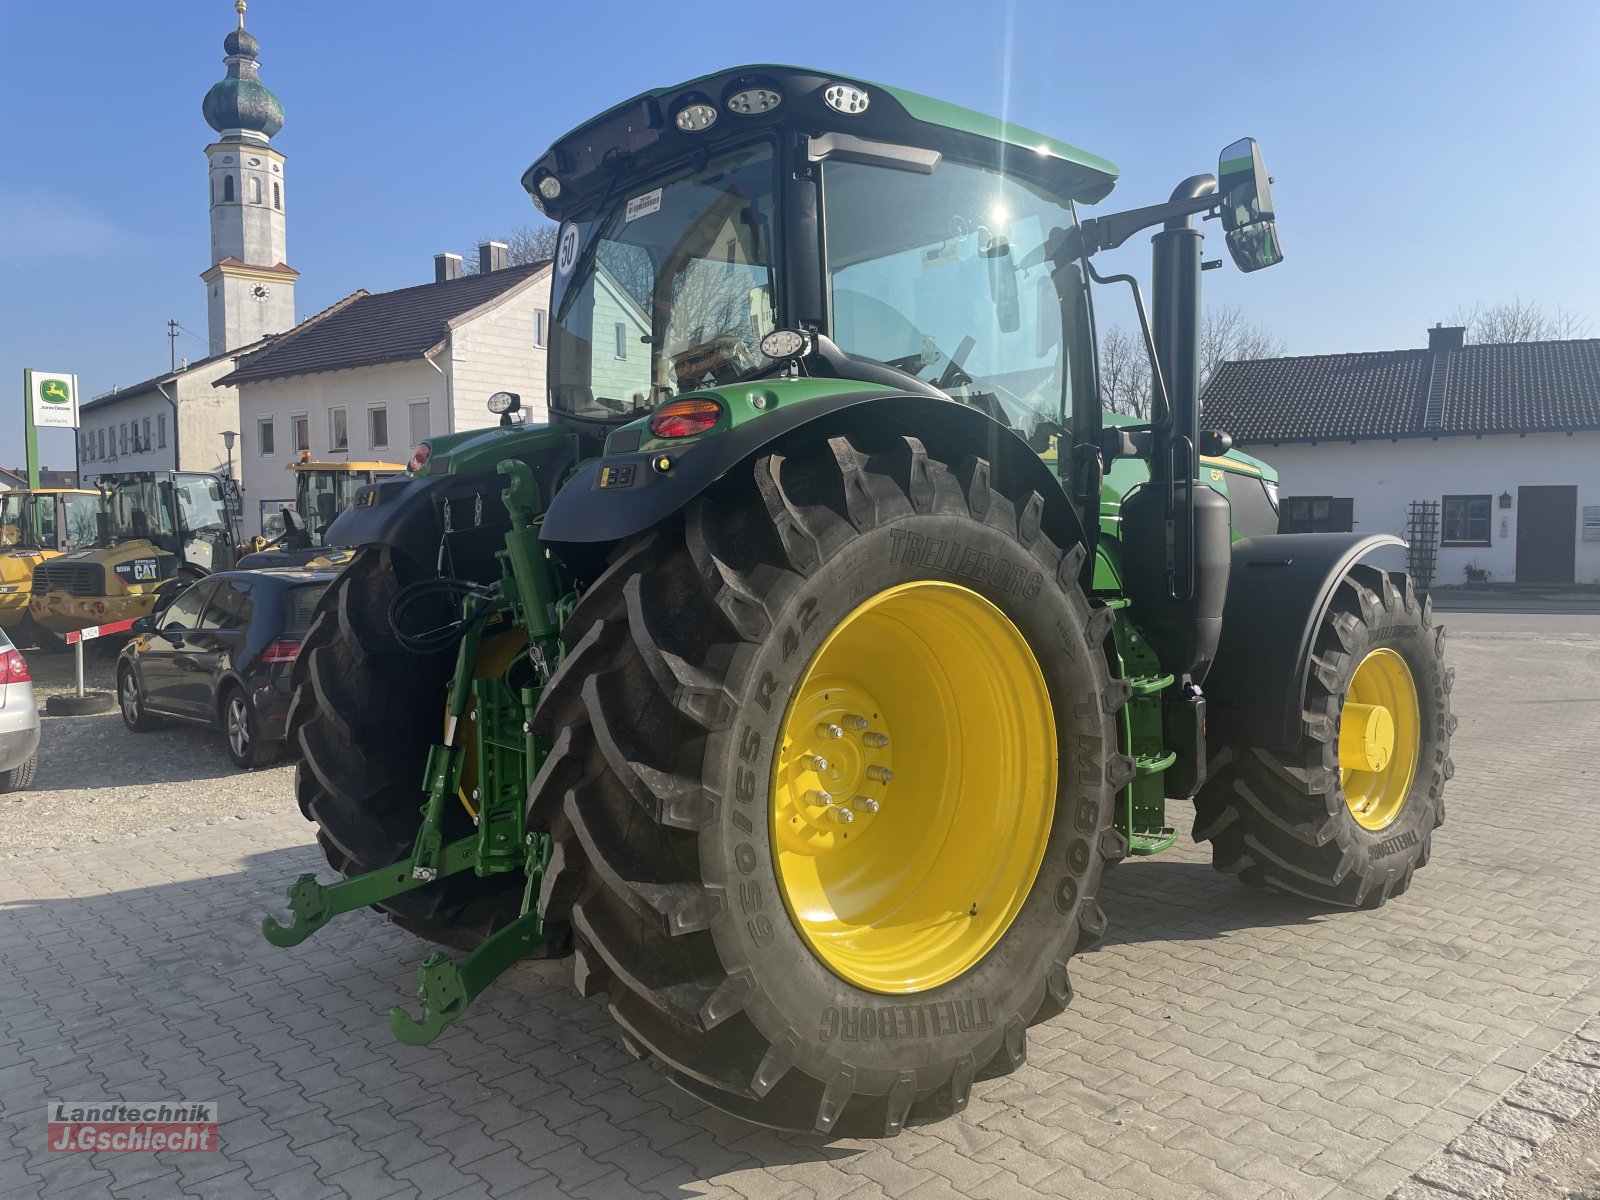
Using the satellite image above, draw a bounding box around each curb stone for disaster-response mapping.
[1388,1014,1600,1200]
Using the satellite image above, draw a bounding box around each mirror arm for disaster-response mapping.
[1066,191,1221,259]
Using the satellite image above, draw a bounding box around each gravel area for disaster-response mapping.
[1,643,297,856]
[1495,1094,1600,1200]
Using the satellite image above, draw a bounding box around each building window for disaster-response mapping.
[120,424,128,455]
[409,400,430,444]
[614,322,627,359]
[250,176,262,204]
[369,406,389,449]
[292,413,309,454]
[329,407,348,452]
[142,418,152,451]
[258,418,275,456]
[533,309,547,348]
[1442,495,1492,547]
[274,182,281,210]
[158,413,167,448]
[1279,496,1354,534]
[98,429,105,458]
[223,175,235,202]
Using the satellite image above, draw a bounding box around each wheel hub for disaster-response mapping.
[770,581,1055,995]
[1339,648,1421,831]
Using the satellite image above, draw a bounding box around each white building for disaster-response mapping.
[218,250,552,534]
[77,352,250,485]
[1204,326,1600,587]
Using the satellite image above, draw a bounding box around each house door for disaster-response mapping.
[1515,485,1577,584]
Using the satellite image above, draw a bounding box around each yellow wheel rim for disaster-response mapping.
[1339,648,1420,831]
[770,581,1056,995]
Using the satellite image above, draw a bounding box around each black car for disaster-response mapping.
[116,567,335,768]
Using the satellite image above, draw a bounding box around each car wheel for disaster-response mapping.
[118,667,165,732]
[0,752,37,793]
[224,688,277,769]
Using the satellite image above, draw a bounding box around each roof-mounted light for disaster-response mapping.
[727,87,782,116]
[823,83,870,115]
[537,175,562,200]
[487,391,522,415]
[674,102,718,133]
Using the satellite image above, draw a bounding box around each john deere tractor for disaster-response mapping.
[239,455,404,569]
[0,487,102,650]
[265,67,1453,1136]
[31,470,242,635]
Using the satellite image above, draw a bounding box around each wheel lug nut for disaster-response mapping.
[866,765,893,783]
[804,789,834,806]
[842,714,869,731]
[850,795,879,815]
[861,732,889,748]
[827,807,855,824]
[801,754,829,772]
[815,723,843,740]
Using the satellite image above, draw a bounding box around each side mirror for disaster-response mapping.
[1218,138,1283,273]
[131,616,156,635]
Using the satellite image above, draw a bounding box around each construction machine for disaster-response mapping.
[0,488,102,650]
[31,471,243,635]
[262,67,1452,1136]
[239,455,404,569]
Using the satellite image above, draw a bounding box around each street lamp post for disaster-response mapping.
[220,429,237,479]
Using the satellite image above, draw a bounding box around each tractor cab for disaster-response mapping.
[30,471,242,634]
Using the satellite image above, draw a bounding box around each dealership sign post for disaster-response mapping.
[22,368,81,489]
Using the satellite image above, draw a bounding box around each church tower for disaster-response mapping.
[200,1,297,355]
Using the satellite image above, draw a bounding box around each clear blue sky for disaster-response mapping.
[3,0,1597,469]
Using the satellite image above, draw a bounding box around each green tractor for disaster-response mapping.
[265,67,1453,1136]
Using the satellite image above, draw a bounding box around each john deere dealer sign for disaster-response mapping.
[30,371,80,429]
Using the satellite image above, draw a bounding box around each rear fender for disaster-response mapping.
[541,392,1091,583]
[1204,532,1405,750]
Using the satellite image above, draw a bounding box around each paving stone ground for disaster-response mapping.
[2,609,1598,1199]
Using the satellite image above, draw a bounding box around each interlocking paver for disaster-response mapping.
[4,615,1600,1199]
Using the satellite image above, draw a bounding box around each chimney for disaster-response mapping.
[435,252,462,283]
[1428,323,1465,353]
[479,241,509,274]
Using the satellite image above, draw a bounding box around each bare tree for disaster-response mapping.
[1099,306,1283,419]
[1201,305,1286,387]
[461,222,560,274]
[1448,298,1591,344]
[1098,325,1153,418]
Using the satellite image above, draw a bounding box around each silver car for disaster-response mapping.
[0,626,40,792]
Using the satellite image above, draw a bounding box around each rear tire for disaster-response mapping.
[222,686,278,770]
[287,544,550,953]
[528,435,1128,1136]
[1194,565,1452,908]
[0,752,37,793]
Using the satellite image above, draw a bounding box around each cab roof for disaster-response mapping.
[524,65,1119,221]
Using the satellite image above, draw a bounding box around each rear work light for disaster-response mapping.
[408,443,431,473]
[2,649,30,684]
[648,399,722,439]
[259,639,300,664]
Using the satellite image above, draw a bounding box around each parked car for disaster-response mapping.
[0,627,40,792]
[116,568,336,768]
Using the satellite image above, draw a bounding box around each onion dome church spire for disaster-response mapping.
[200,0,297,355]
[202,1,285,143]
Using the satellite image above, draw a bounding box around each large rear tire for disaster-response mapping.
[528,435,1129,1136]
[288,545,536,952]
[1194,564,1453,907]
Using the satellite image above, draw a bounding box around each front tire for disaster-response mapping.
[528,435,1129,1135]
[1194,565,1452,907]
